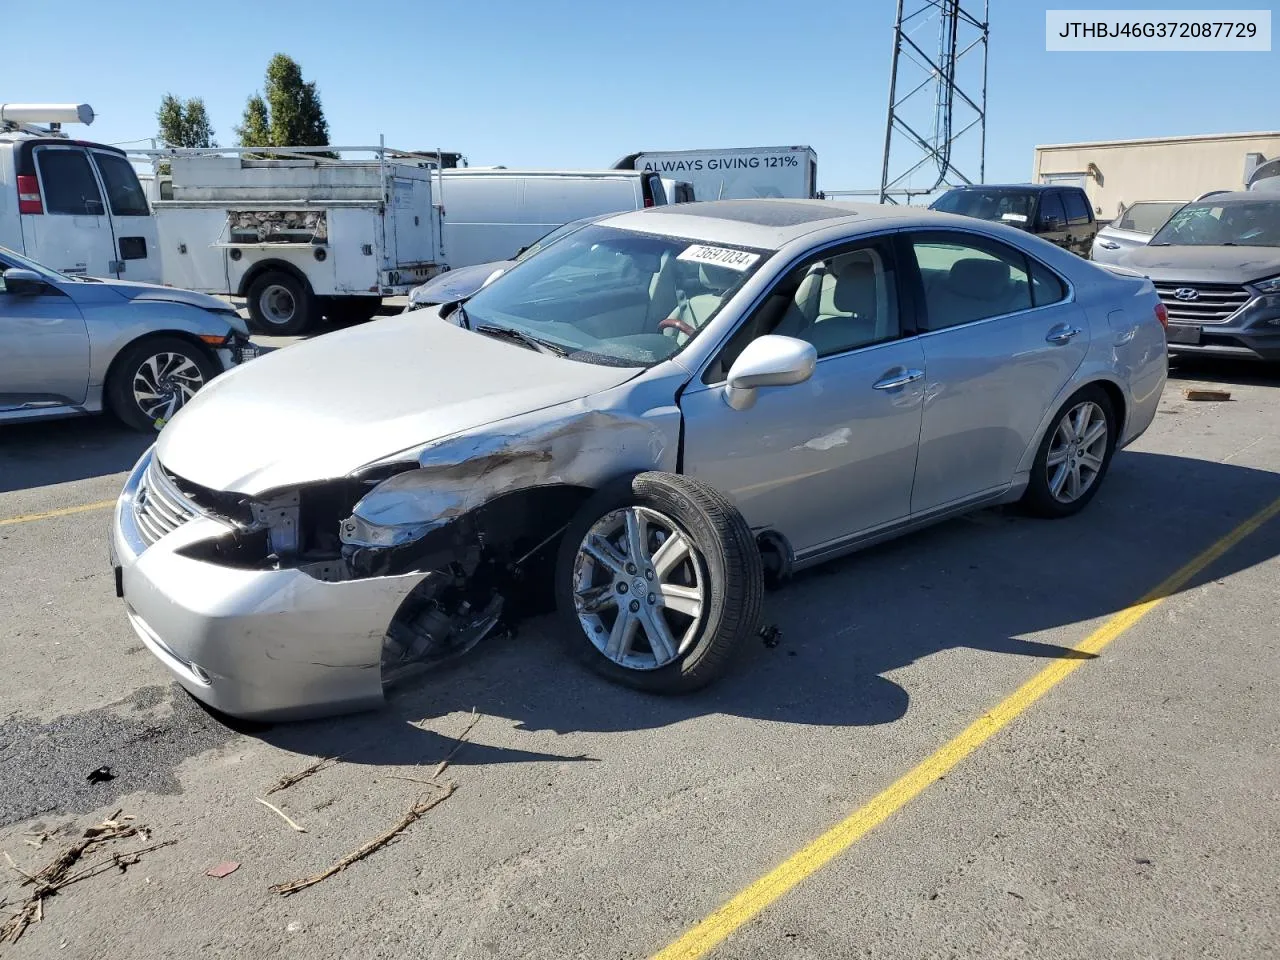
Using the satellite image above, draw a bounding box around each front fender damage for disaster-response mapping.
[178,408,672,712]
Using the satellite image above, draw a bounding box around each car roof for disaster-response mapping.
[941,183,1063,193]
[1185,191,1279,204]
[597,199,980,250]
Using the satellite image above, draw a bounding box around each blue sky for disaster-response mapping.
[1,1,1271,193]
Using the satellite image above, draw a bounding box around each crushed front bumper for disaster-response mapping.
[110,448,429,720]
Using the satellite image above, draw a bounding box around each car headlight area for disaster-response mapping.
[110,446,584,720]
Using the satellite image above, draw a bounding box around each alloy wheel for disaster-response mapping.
[1046,400,1109,504]
[571,507,706,671]
[132,352,206,423]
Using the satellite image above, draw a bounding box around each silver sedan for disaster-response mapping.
[109,200,1168,720]
[0,245,255,431]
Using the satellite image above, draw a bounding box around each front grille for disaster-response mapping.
[133,457,199,546]
[1153,282,1253,324]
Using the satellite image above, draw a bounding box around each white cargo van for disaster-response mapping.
[438,168,667,269]
[0,103,160,282]
[614,145,818,201]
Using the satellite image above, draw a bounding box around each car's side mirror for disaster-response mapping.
[723,334,817,411]
[2,268,48,297]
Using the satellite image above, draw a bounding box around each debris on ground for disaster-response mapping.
[206,861,241,879]
[255,797,308,833]
[0,811,172,944]
[265,756,339,796]
[270,783,456,896]
[86,766,115,785]
[1183,387,1232,401]
[429,708,481,781]
[759,624,782,649]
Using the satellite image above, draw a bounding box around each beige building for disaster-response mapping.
[1033,131,1280,223]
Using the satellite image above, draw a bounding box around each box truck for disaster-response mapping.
[612,145,818,200]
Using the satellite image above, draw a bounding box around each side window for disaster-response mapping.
[35,148,105,216]
[910,233,1033,330]
[1036,191,1067,230]
[92,151,150,216]
[704,240,900,382]
[1029,260,1068,307]
[1062,190,1092,226]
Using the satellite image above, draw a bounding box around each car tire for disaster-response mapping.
[554,472,764,694]
[322,296,381,325]
[1021,384,1118,519]
[106,335,222,432]
[246,271,315,336]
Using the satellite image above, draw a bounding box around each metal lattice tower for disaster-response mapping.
[879,0,989,204]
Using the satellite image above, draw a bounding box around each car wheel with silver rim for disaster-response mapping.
[555,472,764,693]
[1022,385,1117,518]
[106,335,221,432]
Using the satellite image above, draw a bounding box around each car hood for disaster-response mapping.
[82,277,236,311]
[155,310,643,495]
[1118,245,1280,284]
[408,261,515,305]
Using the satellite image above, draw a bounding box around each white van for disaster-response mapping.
[438,168,668,269]
[0,104,160,282]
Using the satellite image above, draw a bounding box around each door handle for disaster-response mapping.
[1098,240,1121,249]
[872,368,924,390]
[1046,326,1083,345]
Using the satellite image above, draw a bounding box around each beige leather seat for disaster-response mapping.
[924,257,1024,327]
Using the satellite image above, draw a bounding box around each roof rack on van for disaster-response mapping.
[127,143,465,169]
[0,103,94,138]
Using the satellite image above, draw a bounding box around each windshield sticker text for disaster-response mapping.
[677,245,761,271]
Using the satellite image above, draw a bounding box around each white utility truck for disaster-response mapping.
[0,103,161,282]
[135,145,453,334]
[613,146,818,201]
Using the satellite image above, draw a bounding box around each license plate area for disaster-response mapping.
[1166,324,1201,345]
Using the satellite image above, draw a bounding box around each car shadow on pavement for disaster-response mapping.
[254,448,1280,774]
[1168,355,1280,387]
[0,417,152,493]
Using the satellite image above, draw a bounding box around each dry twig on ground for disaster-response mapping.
[0,813,170,944]
[256,797,308,833]
[265,755,339,795]
[429,707,481,781]
[270,783,456,896]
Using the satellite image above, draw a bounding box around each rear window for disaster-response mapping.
[93,151,150,217]
[1116,201,1183,235]
[35,148,104,216]
[930,189,1034,227]
[1062,190,1092,226]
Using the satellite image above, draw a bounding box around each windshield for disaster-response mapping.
[514,218,594,262]
[930,189,1035,225]
[1115,201,1184,235]
[462,224,770,367]
[1150,199,1280,247]
[0,244,72,283]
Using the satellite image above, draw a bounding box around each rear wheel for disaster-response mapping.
[554,472,764,694]
[1021,385,1117,518]
[246,271,315,336]
[106,336,221,432]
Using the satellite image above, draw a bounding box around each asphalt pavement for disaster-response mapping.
[0,354,1277,959]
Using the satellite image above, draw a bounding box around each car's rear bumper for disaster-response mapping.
[109,448,426,721]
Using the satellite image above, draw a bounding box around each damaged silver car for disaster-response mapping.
[109,199,1167,720]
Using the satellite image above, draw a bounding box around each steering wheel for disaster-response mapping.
[658,315,696,338]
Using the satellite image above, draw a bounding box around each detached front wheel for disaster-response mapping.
[554,472,764,693]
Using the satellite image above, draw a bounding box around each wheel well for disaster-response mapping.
[236,259,312,298]
[102,331,219,407]
[1091,378,1127,436]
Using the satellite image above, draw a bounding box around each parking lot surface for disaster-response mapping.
[1,353,1277,959]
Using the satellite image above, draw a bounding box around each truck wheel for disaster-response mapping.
[323,296,382,325]
[554,472,764,694]
[246,271,315,336]
[106,336,221,432]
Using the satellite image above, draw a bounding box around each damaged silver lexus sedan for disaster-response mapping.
[109,199,1168,720]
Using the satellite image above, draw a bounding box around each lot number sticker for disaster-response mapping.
[677,244,760,271]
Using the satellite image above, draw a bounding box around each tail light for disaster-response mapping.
[16,175,43,215]
[643,197,654,208]
[1154,302,1168,330]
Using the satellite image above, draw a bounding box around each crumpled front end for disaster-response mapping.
[110,402,676,720]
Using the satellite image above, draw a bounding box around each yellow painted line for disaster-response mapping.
[0,499,116,527]
[652,494,1280,960]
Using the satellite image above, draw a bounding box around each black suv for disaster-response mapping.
[929,184,1098,258]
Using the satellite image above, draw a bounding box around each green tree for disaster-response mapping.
[235,54,332,154]
[156,93,217,148]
